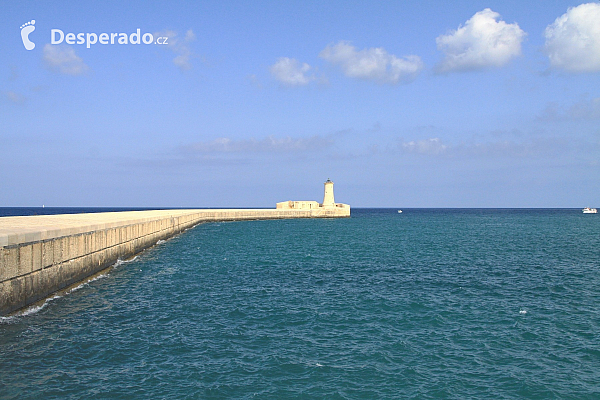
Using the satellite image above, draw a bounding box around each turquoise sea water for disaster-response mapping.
[1,209,599,399]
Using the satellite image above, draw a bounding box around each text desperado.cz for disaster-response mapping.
[51,29,168,48]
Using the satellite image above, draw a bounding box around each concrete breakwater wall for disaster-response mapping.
[0,208,349,316]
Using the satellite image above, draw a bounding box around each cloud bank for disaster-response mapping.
[540,96,600,121]
[270,57,315,86]
[43,44,88,75]
[319,41,423,84]
[544,3,600,73]
[435,8,526,73]
[397,136,585,160]
[401,138,448,155]
[183,135,332,155]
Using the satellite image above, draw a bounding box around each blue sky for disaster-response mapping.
[1,0,599,207]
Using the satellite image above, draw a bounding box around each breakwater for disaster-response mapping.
[0,207,349,316]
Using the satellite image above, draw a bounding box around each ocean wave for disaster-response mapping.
[66,273,109,295]
[113,255,139,268]
[0,295,62,323]
[1,268,113,322]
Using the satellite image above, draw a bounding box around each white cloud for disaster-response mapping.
[544,3,600,73]
[155,29,196,70]
[540,97,600,120]
[269,57,314,86]
[319,41,423,84]
[456,137,577,159]
[43,44,88,75]
[184,135,332,154]
[402,138,448,155]
[569,97,600,119]
[398,136,583,159]
[435,8,526,73]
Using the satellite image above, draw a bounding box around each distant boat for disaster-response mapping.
[582,207,597,214]
[398,210,402,213]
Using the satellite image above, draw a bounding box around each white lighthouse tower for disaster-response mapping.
[322,178,335,207]
[275,179,349,215]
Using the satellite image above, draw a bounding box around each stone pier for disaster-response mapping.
[0,207,349,316]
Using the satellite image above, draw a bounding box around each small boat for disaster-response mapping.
[397,210,402,213]
[582,207,597,214]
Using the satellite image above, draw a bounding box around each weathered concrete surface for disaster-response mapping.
[0,208,349,316]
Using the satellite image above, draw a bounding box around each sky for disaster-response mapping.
[1,0,599,208]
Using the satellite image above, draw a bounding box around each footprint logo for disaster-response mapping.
[20,20,36,50]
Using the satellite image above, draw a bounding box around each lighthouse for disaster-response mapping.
[322,178,335,207]
[275,179,349,215]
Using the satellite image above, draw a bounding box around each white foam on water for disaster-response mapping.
[1,269,115,322]
[1,295,63,323]
[316,363,323,367]
[21,295,61,315]
[2,250,144,322]
[156,239,166,245]
[66,273,109,294]
[66,282,88,294]
[113,255,139,268]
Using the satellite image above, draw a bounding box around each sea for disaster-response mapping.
[1,208,599,399]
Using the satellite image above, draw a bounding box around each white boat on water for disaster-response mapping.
[582,207,597,214]
[398,210,402,213]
